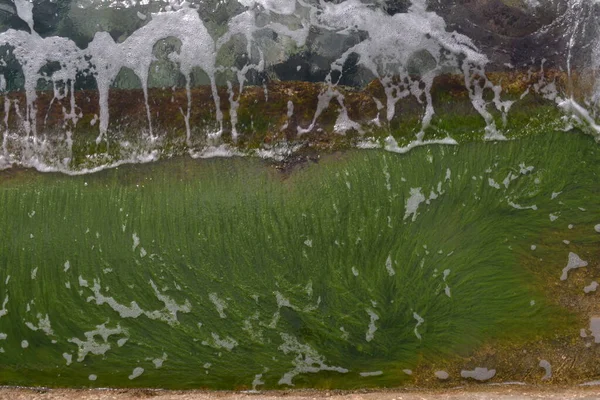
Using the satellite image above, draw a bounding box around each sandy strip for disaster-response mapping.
[1,387,600,400]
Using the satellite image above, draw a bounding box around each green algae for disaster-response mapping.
[0,130,598,389]
[2,75,575,172]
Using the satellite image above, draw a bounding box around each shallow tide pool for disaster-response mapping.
[0,130,599,389]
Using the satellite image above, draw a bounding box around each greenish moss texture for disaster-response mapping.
[0,131,599,389]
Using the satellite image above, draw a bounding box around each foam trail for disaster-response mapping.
[0,0,599,175]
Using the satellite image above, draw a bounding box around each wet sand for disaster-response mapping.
[2,387,600,400]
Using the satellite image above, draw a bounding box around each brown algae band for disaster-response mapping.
[0,130,599,389]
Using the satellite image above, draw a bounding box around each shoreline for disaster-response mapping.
[0,127,594,179]
[2,386,600,399]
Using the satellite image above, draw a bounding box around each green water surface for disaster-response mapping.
[0,130,598,389]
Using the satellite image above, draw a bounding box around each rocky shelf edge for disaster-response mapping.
[0,69,595,170]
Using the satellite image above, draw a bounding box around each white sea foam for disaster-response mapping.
[539,359,552,380]
[560,252,588,281]
[584,281,598,293]
[202,332,238,351]
[1,0,595,176]
[580,380,600,386]
[25,313,54,336]
[360,371,383,377]
[209,292,228,319]
[404,187,426,222]
[365,308,379,342]
[83,277,191,324]
[508,200,537,211]
[132,233,140,252]
[589,317,600,343]
[460,367,496,381]
[488,178,501,189]
[385,254,395,276]
[250,372,265,392]
[277,333,348,386]
[413,312,424,340]
[0,296,7,319]
[435,370,449,380]
[68,323,127,362]
[129,367,144,380]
